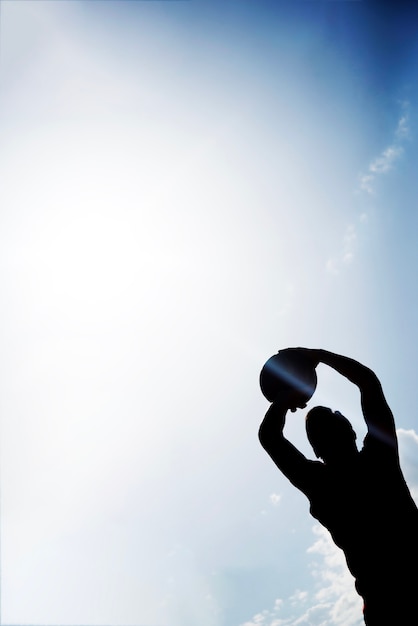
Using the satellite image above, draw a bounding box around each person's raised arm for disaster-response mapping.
[259,390,314,492]
[305,348,397,448]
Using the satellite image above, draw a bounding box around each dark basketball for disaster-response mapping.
[260,349,317,405]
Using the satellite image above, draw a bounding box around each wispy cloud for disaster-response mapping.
[270,492,282,506]
[325,221,359,275]
[398,428,418,503]
[326,101,411,275]
[305,526,363,626]
[289,589,308,605]
[240,525,362,626]
[261,492,282,516]
[359,100,411,195]
[395,104,411,141]
[240,525,363,625]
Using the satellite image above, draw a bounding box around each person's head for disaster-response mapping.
[305,406,358,463]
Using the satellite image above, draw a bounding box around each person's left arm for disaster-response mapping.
[285,348,398,451]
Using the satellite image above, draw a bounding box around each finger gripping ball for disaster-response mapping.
[260,350,317,404]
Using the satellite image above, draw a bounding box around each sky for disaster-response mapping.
[1,1,418,625]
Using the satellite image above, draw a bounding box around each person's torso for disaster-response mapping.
[304,438,418,595]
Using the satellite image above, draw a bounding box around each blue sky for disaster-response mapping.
[1,1,418,625]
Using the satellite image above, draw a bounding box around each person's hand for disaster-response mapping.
[279,347,321,369]
[272,386,307,413]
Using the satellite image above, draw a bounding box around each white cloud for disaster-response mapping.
[342,224,357,264]
[270,493,282,506]
[241,524,363,626]
[398,427,418,447]
[398,428,418,502]
[395,101,411,140]
[369,145,403,174]
[325,222,358,275]
[307,526,363,625]
[292,602,333,625]
[328,101,411,275]
[325,257,339,275]
[240,609,270,626]
[359,173,374,194]
[359,101,410,195]
[289,590,308,605]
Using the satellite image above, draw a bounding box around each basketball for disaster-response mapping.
[260,349,317,405]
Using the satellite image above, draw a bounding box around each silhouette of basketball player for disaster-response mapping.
[258,348,418,625]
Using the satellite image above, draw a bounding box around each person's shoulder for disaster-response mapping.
[361,431,399,460]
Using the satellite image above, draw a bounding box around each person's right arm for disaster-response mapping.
[259,392,315,492]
